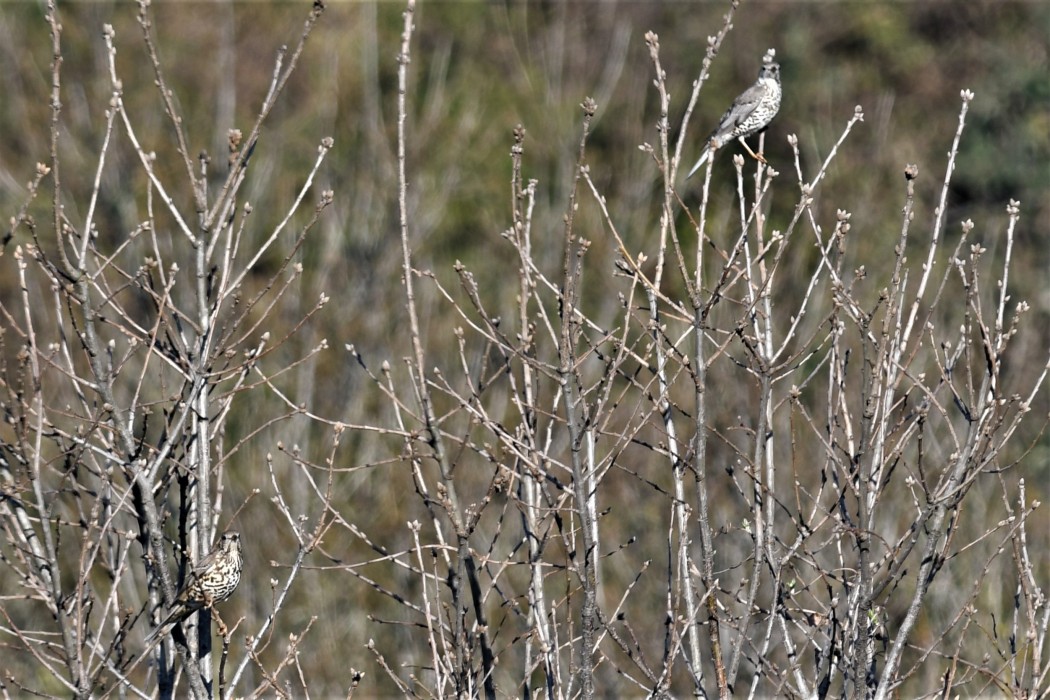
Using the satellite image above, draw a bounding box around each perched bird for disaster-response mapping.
[686,57,782,179]
[145,531,243,643]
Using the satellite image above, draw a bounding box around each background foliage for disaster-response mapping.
[0,1,1046,696]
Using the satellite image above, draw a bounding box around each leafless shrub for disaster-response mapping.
[0,1,339,698]
[347,5,1046,698]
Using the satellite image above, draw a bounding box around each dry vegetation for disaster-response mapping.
[0,1,1047,698]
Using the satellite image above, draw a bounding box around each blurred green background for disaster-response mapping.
[0,1,1046,694]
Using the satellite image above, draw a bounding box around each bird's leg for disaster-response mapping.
[737,136,767,164]
[213,610,229,639]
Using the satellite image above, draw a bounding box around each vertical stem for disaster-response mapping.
[394,3,494,696]
[558,98,598,700]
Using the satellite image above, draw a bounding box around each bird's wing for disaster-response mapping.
[716,83,766,131]
[192,544,222,576]
[191,559,210,578]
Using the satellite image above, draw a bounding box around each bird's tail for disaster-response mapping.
[143,607,180,644]
[143,624,164,644]
[685,146,712,180]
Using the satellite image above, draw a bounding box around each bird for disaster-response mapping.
[145,531,243,643]
[686,58,782,179]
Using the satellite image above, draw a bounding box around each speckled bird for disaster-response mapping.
[145,531,243,643]
[686,58,782,179]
